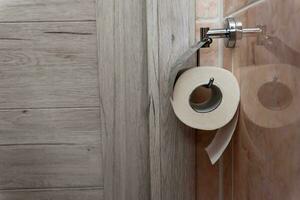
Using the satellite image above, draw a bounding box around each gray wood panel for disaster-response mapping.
[0,108,101,145]
[0,188,103,200]
[146,0,161,199]
[0,145,102,189]
[0,0,102,199]
[97,0,150,199]
[0,108,102,189]
[147,0,196,199]
[0,22,99,109]
[0,0,96,22]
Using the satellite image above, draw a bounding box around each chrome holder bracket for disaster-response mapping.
[201,17,263,48]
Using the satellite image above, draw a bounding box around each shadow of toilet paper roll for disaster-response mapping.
[240,64,300,128]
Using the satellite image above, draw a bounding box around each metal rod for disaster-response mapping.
[242,27,262,35]
[206,29,229,38]
[206,27,262,39]
[207,78,215,88]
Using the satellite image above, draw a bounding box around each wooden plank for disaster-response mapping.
[0,145,102,189]
[147,0,197,199]
[0,108,101,145]
[0,22,99,109]
[146,0,161,199]
[97,0,150,199]
[0,188,103,200]
[0,0,96,22]
[0,108,102,189]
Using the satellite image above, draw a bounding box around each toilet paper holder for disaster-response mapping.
[201,17,263,48]
[169,17,264,95]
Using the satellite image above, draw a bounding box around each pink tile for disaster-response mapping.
[223,0,258,16]
[196,0,219,19]
[196,20,220,67]
[228,0,300,199]
[197,132,220,200]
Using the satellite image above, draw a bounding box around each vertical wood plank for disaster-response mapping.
[96,0,150,199]
[159,0,196,198]
[148,0,197,200]
[146,0,161,199]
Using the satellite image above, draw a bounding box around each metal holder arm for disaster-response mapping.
[201,18,262,48]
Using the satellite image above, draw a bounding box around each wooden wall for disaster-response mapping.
[0,0,103,199]
[97,0,150,199]
[147,0,196,200]
[98,0,197,199]
[0,0,197,199]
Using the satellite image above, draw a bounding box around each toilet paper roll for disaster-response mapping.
[240,64,300,128]
[171,67,240,164]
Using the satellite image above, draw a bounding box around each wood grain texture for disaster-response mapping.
[0,22,99,109]
[159,1,196,199]
[0,145,102,189]
[0,188,103,200]
[147,0,196,199]
[0,0,102,198]
[0,0,96,22]
[146,0,161,199]
[0,108,102,189]
[0,108,101,145]
[97,0,150,200]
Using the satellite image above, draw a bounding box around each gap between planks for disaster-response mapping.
[0,20,96,24]
[0,143,92,147]
[0,106,100,111]
[0,186,104,192]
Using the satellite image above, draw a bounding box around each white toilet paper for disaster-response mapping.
[171,67,240,164]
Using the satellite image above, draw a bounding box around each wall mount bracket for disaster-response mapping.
[201,17,262,48]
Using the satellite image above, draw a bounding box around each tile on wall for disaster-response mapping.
[196,0,219,19]
[197,132,219,200]
[196,21,220,67]
[197,132,233,200]
[230,0,300,199]
[222,142,233,200]
[223,0,258,16]
[223,47,232,71]
[196,1,235,199]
